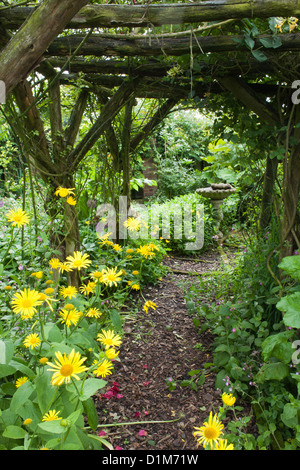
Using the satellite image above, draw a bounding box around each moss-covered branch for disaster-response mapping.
[45,32,300,59]
[0,0,89,95]
[2,1,300,29]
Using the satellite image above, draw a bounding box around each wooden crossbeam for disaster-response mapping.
[2,1,300,30]
[44,32,300,58]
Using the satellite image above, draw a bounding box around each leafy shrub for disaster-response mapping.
[133,193,217,254]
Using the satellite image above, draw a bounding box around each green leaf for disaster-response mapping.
[0,364,16,379]
[83,398,99,431]
[261,331,294,363]
[251,49,268,62]
[88,434,114,450]
[0,339,14,364]
[190,382,198,392]
[256,362,290,383]
[259,36,282,49]
[38,420,68,435]
[9,359,35,378]
[35,373,57,415]
[65,409,82,426]
[244,35,255,50]
[278,255,300,281]
[79,378,106,401]
[277,293,300,328]
[45,324,63,342]
[198,373,206,386]
[3,425,26,440]
[180,380,190,387]
[10,382,34,413]
[213,351,231,367]
[110,308,123,331]
[281,403,299,429]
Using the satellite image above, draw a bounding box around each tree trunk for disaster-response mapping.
[280,106,300,259]
[0,0,89,96]
[121,98,135,212]
[259,156,278,231]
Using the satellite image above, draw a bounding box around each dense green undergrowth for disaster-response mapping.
[0,195,168,450]
[184,231,300,450]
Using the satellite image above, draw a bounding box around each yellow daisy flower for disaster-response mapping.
[47,349,88,386]
[64,303,75,310]
[101,267,123,287]
[126,248,134,254]
[193,412,224,449]
[31,271,43,279]
[38,292,58,311]
[23,333,41,350]
[66,251,92,271]
[131,283,140,290]
[132,270,139,275]
[143,300,158,314]
[136,245,155,259]
[93,359,114,378]
[100,239,113,246]
[49,258,61,270]
[40,357,49,365]
[4,285,12,291]
[214,439,234,450]
[23,418,32,426]
[79,281,96,295]
[98,232,112,241]
[42,410,62,422]
[90,270,104,282]
[66,196,77,206]
[97,329,122,349]
[105,347,120,360]
[59,308,82,327]
[55,187,75,198]
[59,285,78,299]
[58,262,72,273]
[44,287,54,295]
[123,217,141,231]
[16,376,29,388]
[11,288,42,320]
[222,393,236,407]
[86,307,103,318]
[112,243,122,252]
[147,243,160,251]
[6,208,30,228]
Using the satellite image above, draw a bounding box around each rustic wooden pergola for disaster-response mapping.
[0,0,300,284]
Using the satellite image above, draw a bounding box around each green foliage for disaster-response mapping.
[0,198,166,450]
[135,192,216,254]
[184,230,300,449]
[154,155,203,200]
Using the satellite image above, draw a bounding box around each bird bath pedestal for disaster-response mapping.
[196,183,236,239]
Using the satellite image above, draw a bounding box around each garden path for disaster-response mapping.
[92,250,252,450]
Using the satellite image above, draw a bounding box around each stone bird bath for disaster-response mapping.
[196,183,236,239]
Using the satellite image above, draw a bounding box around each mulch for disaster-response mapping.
[92,250,255,451]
